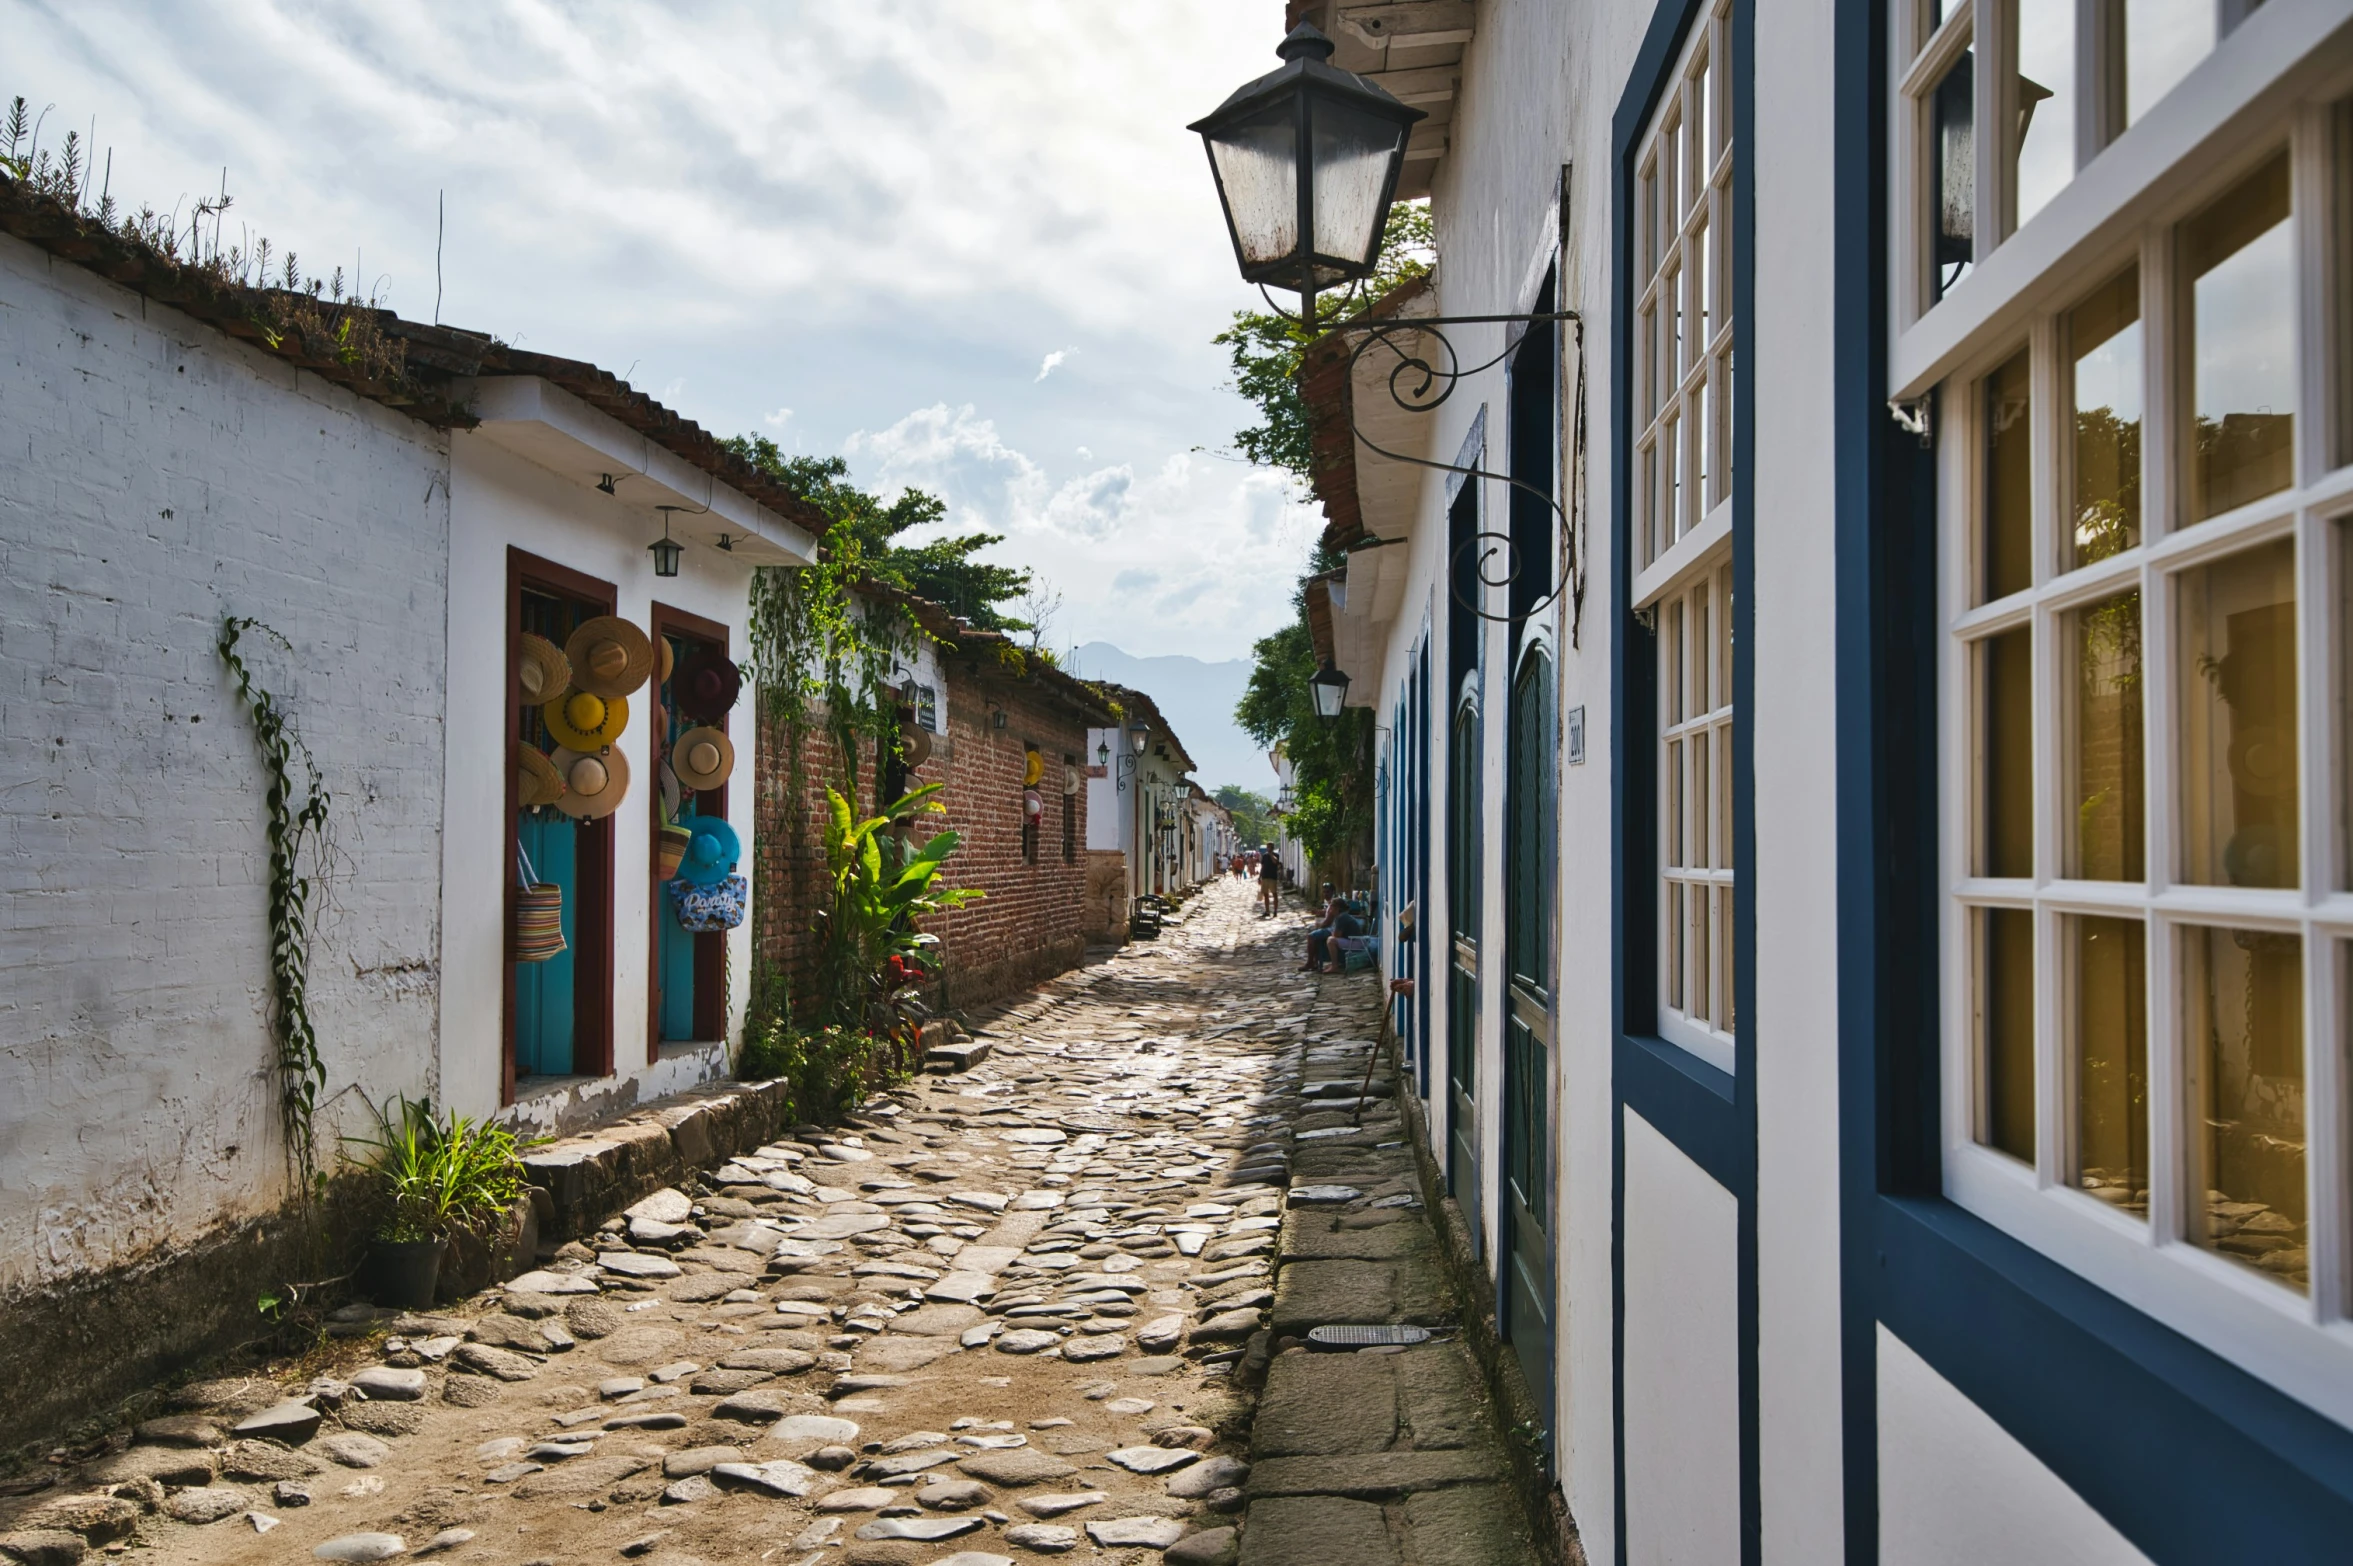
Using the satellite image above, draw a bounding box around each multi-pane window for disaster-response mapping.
[1902,0,2272,322]
[1922,17,2353,1412]
[1635,0,1736,1072]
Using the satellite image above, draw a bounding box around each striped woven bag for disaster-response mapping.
[510,845,567,963]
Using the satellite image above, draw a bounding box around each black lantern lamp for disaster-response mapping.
[1097,739,1112,768]
[649,506,685,578]
[1128,722,1150,756]
[1309,661,1351,719]
[1189,23,1425,324]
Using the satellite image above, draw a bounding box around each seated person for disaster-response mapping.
[1302,882,1366,972]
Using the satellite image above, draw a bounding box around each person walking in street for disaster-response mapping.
[1258,843,1281,917]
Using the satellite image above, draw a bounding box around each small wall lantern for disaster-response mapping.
[1097,739,1112,768]
[649,506,685,578]
[1128,722,1150,756]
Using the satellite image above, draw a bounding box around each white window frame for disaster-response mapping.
[1911,8,2353,1427]
[1634,0,1737,1071]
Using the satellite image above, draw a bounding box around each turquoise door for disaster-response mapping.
[514,813,577,1077]
[658,807,699,1041]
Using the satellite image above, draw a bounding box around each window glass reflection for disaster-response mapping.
[2178,539,2298,889]
[2184,924,2306,1293]
[1984,348,2034,600]
[2070,591,2144,881]
[1935,48,1977,300]
[1983,906,2037,1162]
[2070,268,2142,567]
[2015,2,2074,228]
[1985,626,2034,878]
[2124,0,2216,130]
[2186,154,2295,521]
[2070,915,2147,1216]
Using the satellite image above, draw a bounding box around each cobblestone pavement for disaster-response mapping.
[2,878,1537,1566]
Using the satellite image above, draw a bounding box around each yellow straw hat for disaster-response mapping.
[550,745,631,820]
[516,633,571,706]
[543,689,629,751]
[658,635,676,685]
[671,725,736,792]
[565,615,655,699]
[516,742,567,808]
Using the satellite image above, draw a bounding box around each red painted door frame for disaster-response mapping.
[504,547,618,1105]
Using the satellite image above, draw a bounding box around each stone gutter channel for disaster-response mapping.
[0,884,1550,1566]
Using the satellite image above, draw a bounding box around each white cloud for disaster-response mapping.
[844,402,1318,656]
[4,0,1313,656]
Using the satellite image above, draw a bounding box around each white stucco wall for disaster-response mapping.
[1749,0,1851,1560]
[1622,1110,1743,1564]
[0,232,450,1295]
[439,421,760,1122]
[1877,1327,2154,1566]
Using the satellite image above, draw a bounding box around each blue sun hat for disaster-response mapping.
[676,817,741,886]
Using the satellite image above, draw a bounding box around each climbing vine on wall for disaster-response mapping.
[741,535,926,1036]
[219,617,332,1186]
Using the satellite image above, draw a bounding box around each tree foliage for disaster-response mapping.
[1211,201,1435,485]
[1213,784,1273,847]
[1234,555,1375,874]
[724,438,1034,632]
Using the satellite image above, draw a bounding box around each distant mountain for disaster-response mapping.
[1066,641,1268,794]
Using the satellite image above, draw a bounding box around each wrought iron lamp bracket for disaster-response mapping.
[1324,310,1586,627]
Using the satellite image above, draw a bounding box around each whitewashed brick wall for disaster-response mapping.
[0,234,451,1296]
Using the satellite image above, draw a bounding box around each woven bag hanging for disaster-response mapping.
[656,819,693,880]
[510,843,567,963]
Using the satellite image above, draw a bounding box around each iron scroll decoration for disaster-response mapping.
[1322,310,1589,639]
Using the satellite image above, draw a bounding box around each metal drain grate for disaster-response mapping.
[1306,1324,1432,1351]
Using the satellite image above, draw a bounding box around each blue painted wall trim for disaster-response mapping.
[1611,0,1759,1562]
[1878,1199,2353,1564]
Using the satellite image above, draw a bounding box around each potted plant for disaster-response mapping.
[349,1098,528,1308]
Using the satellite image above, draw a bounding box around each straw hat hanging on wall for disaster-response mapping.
[565,616,655,699]
[543,689,629,751]
[671,725,735,792]
[516,742,567,808]
[550,745,631,819]
[658,635,676,686]
[515,633,571,705]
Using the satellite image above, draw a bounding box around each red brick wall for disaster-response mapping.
[752,668,1095,1023]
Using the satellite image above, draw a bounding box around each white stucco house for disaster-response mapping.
[1282,0,2353,1560]
[0,175,818,1440]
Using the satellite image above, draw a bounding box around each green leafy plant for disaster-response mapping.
[736,1018,892,1122]
[346,1098,527,1246]
[815,783,982,1032]
[219,617,333,1185]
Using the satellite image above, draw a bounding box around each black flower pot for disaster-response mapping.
[365,1236,448,1309]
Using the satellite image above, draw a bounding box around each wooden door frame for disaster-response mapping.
[647,601,731,1060]
[504,547,618,1104]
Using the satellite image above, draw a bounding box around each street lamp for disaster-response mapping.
[1128,723,1150,756]
[1097,739,1111,768]
[1309,662,1351,719]
[1188,23,1426,325]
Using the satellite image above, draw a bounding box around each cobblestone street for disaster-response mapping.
[2,879,1538,1566]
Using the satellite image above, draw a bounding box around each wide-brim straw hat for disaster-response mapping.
[899,721,933,769]
[551,745,631,820]
[658,635,676,686]
[673,649,743,721]
[543,689,629,752]
[516,633,572,706]
[671,725,735,791]
[675,815,742,885]
[516,742,567,808]
[566,615,655,699]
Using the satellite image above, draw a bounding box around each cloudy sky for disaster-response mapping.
[9,1,1317,661]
